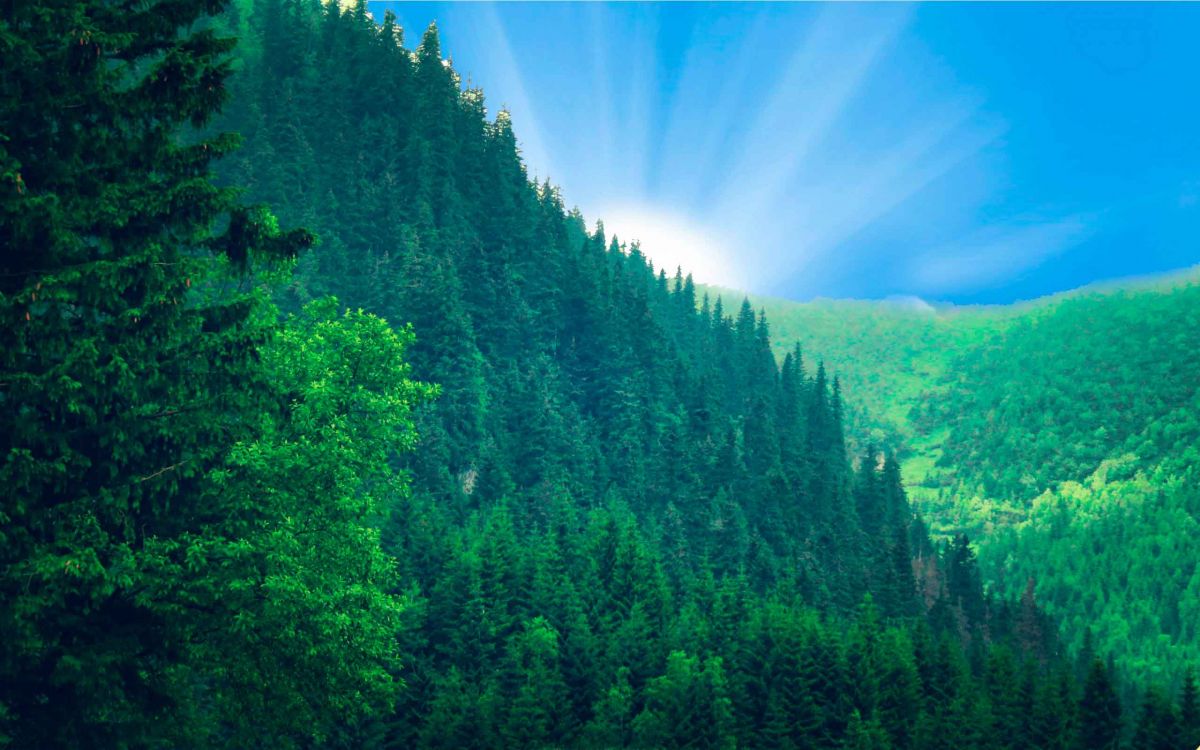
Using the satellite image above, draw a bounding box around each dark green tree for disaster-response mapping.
[1132,686,1181,750]
[1077,659,1122,750]
[1181,668,1200,746]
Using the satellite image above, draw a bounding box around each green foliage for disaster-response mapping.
[205,3,1194,747]
[216,0,909,618]
[923,284,1200,499]
[731,276,1200,688]
[1077,659,1122,750]
[3,0,1194,747]
[632,651,735,750]
[980,463,1200,687]
[0,1,425,746]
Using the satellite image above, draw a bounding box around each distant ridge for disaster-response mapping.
[701,262,1200,316]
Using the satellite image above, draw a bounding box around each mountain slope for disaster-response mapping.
[723,271,1200,685]
[4,0,1194,746]
[220,0,886,603]
[204,1,1158,746]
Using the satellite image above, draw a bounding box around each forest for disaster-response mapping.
[1,1,1197,748]
[747,274,1200,689]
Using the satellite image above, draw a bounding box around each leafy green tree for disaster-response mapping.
[210,301,433,743]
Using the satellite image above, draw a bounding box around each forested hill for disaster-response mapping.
[725,273,1200,686]
[219,0,901,608]
[209,1,1195,745]
[2,0,1197,747]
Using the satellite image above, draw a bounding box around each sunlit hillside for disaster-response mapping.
[708,268,1200,685]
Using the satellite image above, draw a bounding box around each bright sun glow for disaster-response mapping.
[599,205,743,289]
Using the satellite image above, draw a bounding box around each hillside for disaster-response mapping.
[212,0,1179,745]
[719,271,1200,684]
[699,285,1003,454]
[2,1,1196,747]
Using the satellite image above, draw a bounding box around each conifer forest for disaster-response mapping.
[1,2,1198,748]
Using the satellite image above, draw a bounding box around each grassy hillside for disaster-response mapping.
[704,269,1200,684]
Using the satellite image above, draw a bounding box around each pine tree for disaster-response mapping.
[1181,668,1200,747]
[875,629,922,750]
[1132,686,1181,750]
[584,667,636,749]
[499,617,571,747]
[1031,665,1077,750]
[0,2,373,746]
[945,534,985,627]
[1077,659,1122,750]
[421,667,493,750]
[984,647,1029,750]
[846,709,893,750]
[632,651,735,750]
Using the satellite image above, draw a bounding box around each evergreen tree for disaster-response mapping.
[1181,668,1200,747]
[0,3,458,744]
[1132,686,1181,750]
[584,667,636,749]
[632,651,735,750]
[499,617,571,747]
[945,535,985,627]
[1030,665,1077,750]
[845,709,893,750]
[1077,659,1123,750]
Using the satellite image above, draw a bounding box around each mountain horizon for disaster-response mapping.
[703,261,1200,310]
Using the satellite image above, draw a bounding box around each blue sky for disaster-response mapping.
[370,2,1200,304]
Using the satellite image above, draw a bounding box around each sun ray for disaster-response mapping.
[473,3,555,180]
[711,5,913,223]
[654,7,777,208]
